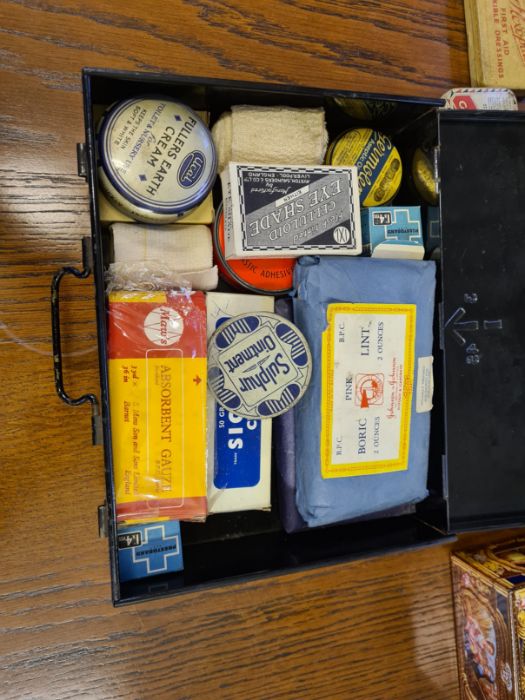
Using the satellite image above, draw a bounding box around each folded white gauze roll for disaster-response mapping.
[211,111,233,173]
[111,223,213,270]
[211,105,328,168]
[109,223,217,291]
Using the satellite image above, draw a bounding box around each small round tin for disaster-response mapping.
[208,311,312,419]
[213,203,295,295]
[332,97,398,121]
[412,147,438,205]
[326,127,402,206]
[98,96,217,223]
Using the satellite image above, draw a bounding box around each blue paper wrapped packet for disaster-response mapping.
[274,296,425,533]
[273,298,308,533]
[293,256,436,528]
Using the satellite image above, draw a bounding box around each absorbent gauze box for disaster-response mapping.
[108,290,207,524]
[206,292,273,513]
[117,520,183,582]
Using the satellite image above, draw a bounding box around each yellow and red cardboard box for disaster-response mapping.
[107,290,207,524]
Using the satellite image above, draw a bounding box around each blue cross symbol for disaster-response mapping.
[429,218,440,241]
[139,173,147,182]
[132,525,180,575]
[379,208,420,242]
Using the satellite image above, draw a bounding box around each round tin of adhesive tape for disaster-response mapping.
[98,96,217,223]
[208,311,312,419]
[213,203,295,295]
[412,147,438,205]
[326,128,402,206]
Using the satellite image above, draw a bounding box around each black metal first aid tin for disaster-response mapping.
[52,69,525,604]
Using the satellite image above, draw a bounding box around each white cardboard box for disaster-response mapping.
[222,163,362,259]
[206,292,274,513]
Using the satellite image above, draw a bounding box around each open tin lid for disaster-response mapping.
[439,110,525,531]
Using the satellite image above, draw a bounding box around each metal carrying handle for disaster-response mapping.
[51,237,102,445]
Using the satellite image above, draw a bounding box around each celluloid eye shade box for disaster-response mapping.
[222,162,362,258]
[451,538,525,699]
[65,69,525,605]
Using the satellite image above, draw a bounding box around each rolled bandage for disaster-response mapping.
[109,223,218,291]
[211,112,233,173]
[212,105,328,170]
[112,223,212,270]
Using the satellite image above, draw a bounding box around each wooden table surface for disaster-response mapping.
[1,1,521,698]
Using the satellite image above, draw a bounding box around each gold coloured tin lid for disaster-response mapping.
[332,97,398,121]
[412,147,438,205]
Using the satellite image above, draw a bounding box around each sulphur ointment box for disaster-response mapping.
[222,163,362,259]
[206,292,273,513]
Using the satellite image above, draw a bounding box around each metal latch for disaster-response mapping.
[76,143,88,180]
[98,503,108,538]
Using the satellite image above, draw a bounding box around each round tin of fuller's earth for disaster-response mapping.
[326,127,402,206]
[208,311,312,419]
[98,96,217,223]
[213,203,295,294]
[412,147,438,205]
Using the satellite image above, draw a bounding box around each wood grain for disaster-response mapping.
[0,1,518,698]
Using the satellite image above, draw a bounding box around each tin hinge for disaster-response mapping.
[438,302,445,351]
[441,455,449,502]
[76,143,88,180]
[433,145,440,197]
[98,502,108,538]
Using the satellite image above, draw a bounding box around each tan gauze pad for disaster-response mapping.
[212,105,328,169]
